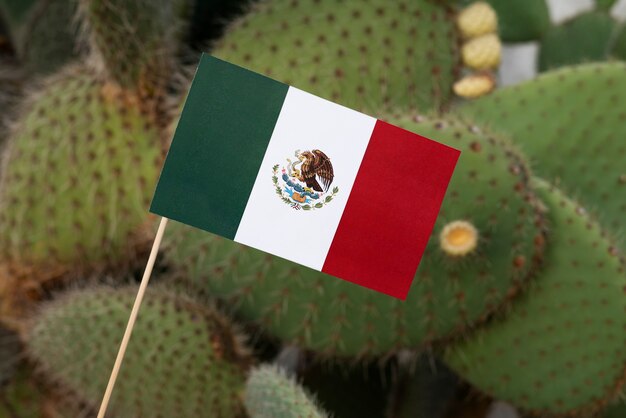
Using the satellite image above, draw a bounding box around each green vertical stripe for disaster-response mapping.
[150,54,289,239]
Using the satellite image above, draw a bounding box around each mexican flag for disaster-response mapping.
[151,54,460,300]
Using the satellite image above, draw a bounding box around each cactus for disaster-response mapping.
[0,61,23,147]
[538,12,617,72]
[459,62,626,244]
[0,65,164,317]
[0,0,37,49]
[163,115,546,357]
[78,0,188,96]
[0,0,80,75]
[1,3,625,416]
[597,0,619,12]
[0,366,45,418]
[213,0,461,114]
[484,0,550,42]
[609,23,626,60]
[245,365,328,418]
[444,179,626,416]
[15,0,80,75]
[27,285,251,417]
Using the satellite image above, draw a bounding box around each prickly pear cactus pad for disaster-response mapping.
[14,0,80,75]
[213,0,461,114]
[484,0,550,42]
[245,365,327,418]
[0,63,23,146]
[79,0,186,94]
[27,286,250,417]
[538,12,617,72]
[0,0,34,56]
[597,0,619,12]
[609,23,626,60]
[163,116,546,357]
[0,366,46,418]
[460,62,626,244]
[444,180,626,416]
[0,66,162,290]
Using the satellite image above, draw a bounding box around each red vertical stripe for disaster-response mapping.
[322,120,460,300]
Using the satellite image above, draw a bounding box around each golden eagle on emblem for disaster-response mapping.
[291,149,334,192]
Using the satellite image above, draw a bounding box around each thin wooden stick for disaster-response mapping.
[97,217,169,418]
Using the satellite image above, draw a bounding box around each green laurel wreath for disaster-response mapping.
[272,164,339,210]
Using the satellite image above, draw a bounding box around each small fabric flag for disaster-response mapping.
[150,54,460,300]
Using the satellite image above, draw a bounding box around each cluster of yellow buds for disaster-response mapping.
[454,2,501,99]
[453,72,497,99]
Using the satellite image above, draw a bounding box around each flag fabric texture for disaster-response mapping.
[150,54,460,300]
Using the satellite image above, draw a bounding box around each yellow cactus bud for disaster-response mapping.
[453,73,496,99]
[440,220,479,256]
[462,34,501,70]
[457,1,498,38]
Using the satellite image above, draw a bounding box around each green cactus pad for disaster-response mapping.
[79,0,186,93]
[460,62,626,243]
[213,0,460,114]
[0,366,45,418]
[27,285,251,417]
[1,0,79,75]
[444,180,626,416]
[163,115,546,357]
[0,0,37,40]
[597,0,619,12]
[539,12,617,72]
[609,23,626,60]
[245,365,327,418]
[0,63,23,150]
[0,65,162,282]
[19,0,80,75]
[486,0,551,42]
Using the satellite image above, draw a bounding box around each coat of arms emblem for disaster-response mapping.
[272,149,339,210]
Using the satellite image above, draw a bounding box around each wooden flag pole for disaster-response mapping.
[97,217,169,418]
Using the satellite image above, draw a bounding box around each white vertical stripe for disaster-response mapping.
[234,87,376,270]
